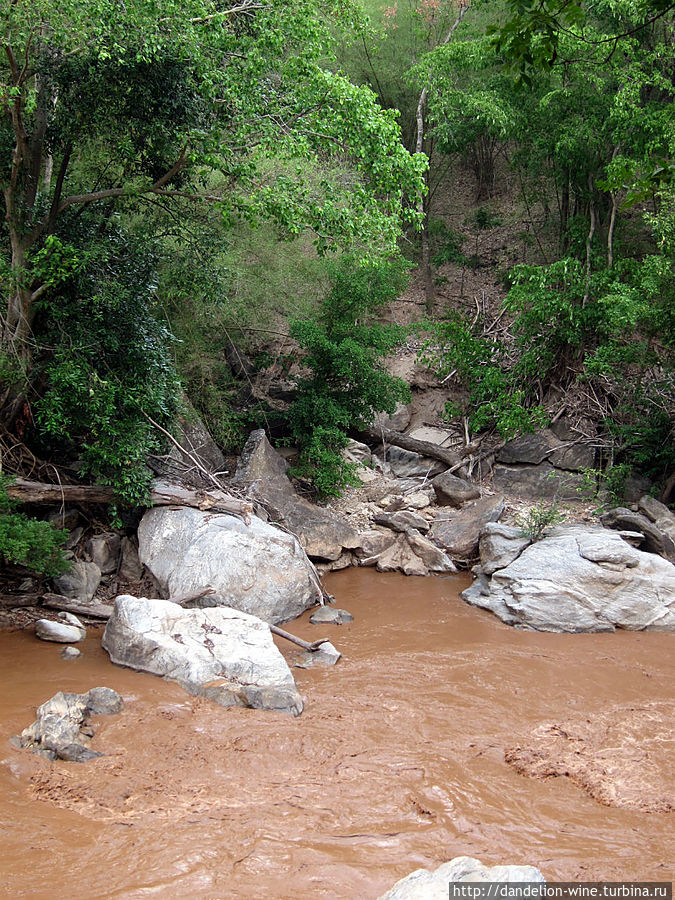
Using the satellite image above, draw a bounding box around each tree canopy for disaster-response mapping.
[1,0,426,352]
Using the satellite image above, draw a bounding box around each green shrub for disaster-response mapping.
[32,220,180,505]
[516,501,565,543]
[420,315,548,439]
[288,254,411,496]
[0,479,69,576]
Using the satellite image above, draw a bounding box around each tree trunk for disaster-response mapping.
[6,478,253,519]
[365,425,463,469]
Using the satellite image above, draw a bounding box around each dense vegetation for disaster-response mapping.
[1,0,673,527]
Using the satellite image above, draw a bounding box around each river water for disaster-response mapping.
[0,569,673,898]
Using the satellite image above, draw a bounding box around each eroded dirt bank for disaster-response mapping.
[1,570,673,898]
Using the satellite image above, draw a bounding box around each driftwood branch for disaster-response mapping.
[6,478,252,520]
[269,624,330,653]
[41,593,114,619]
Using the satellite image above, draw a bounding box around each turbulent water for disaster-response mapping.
[1,569,673,898]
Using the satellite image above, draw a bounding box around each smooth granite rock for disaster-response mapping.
[103,596,303,715]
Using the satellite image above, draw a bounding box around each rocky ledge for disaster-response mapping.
[462,523,675,632]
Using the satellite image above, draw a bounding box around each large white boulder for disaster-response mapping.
[102,596,303,715]
[378,856,545,899]
[137,505,322,624]
[463,525,675,632]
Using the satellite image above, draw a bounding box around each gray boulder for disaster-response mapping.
[405,531,457,573]
[378,856,545,900]
[432,471,480,507]
[462,525,675,632]
[384,446,445,479]
[103,596,303,715]
[498,427,595,472]
[86,533,121,575]
[492,461,590,500]
[138,505,322,625]
[35,612,86,643]
[233,430,359,561]
[16,687,123,762]
[431,495,505,560]
[479,522,531,575]
[373,510,430,534]
[373,401,411,433]
[52,560,101,604]
[638,495,675,530]
[375,534,429,576]
[354,530,397,563]
[119,535,144,582]
[600,507,675,562]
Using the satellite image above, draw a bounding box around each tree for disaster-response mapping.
[1,0,426,500]
[1,0,426,365]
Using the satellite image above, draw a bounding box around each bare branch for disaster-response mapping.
[159,0,267,23]
[56,146,189,215]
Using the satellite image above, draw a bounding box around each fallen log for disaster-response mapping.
[365,425,463,469]
[6,478,252,520]
[41,593,114,619]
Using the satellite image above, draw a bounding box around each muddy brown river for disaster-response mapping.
[1,569,673,898]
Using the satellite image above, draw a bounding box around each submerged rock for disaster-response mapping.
[103,596,303,715]
[295,641,341,668]
[309,607,354,625]
[61,646,82,660]
[378,856,545,899]
[16,687,123,762]
[463,525,675,632]
[138,505,322,625]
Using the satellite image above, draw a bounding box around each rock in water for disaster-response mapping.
[463,525,675,632]
[16,687,123,761]
[295,641,341,668]
[137,505,322,625]
[309,607,354,625]
[61,646,82,660]
[377,856,545,899]
[35,612,86,643]
[103,596,303,715]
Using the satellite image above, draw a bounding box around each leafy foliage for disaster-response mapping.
[288,254,411,496]
[0,477,69,575]
[516,500,566,542]
[420,315,549,438]
[34,220,179,504]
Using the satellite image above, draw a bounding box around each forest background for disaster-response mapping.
[1,0,673,571]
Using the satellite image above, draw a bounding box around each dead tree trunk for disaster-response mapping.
[365,425,463,469]
[6,478,252,519]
